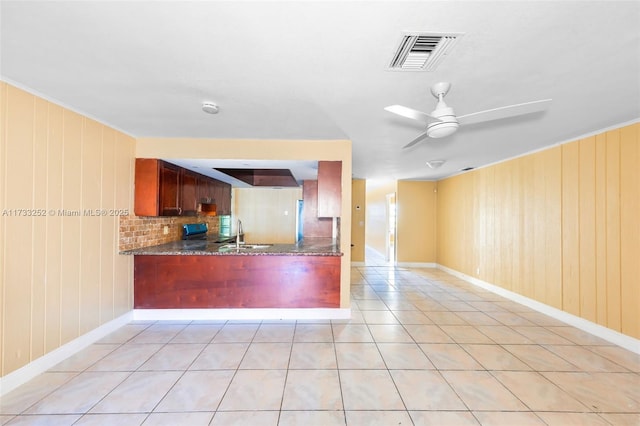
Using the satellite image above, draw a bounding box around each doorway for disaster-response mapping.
[385,192,396,264]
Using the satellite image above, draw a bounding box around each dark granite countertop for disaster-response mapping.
[120,237,342,256]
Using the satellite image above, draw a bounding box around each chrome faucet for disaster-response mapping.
[236,219,243,248]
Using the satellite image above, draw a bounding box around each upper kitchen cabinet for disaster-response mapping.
[317,161,342,217]
[134,158,231,217]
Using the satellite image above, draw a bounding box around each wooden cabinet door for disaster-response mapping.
[317,161,342,217]
[159,162,181,216]
[181,171,198,216]
[134,158,161,216]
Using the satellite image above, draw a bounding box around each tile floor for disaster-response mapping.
[1,264,639,425]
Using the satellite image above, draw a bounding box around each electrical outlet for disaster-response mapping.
[163,225,169,235]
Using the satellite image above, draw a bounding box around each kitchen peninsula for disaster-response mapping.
[124,237,342,310]
[126,158,345,313]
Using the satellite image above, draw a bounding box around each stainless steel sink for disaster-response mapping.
[219,243,273,250]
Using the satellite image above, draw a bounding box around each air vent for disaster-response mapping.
[389,32,462,71]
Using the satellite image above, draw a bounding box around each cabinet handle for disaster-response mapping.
[178,207,182,215]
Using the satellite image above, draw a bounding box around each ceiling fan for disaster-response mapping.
[385,82,552,148]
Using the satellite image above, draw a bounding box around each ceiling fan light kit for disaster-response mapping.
[385,82,551,148]
[202,102,219,114]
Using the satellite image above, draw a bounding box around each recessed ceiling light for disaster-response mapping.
[426,159,446,169]
[202,102,219,114]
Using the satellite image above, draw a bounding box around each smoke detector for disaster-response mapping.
[426,160,446,169]
[202,102,219,114]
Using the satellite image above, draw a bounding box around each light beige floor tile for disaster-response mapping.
[454,311,502,326]
[466,301,508,312]
[74,413,148,425]
[129,324,186,344]
[377,343,435,369]
[471,411,546,425]
[169,324,222,343]
[252,324,295,342]
[367,324,414,342]
[189,343,248,370]
[486,311,536,326]
[502,344,580,371]
[517,312,567,326]
[154,370,234,412]
[361,310,400,324]
[345,410,412,426]
[441,371,528,411]
[1,416,14,425]
[586,345,640,372]
[419,343,483,370]
[547,326,612,345]
[210,410,279,426]
[293,324,333,342]
[391,370,466,410]
[212,324,259,343]
[425,312,468,325]
[96,324,149,344]
[218,370,286,411]
[535,412,610,425]
[598,413,640,425]
[332,324,373,342]
[5,414,82,425]
[440,325,495,344]
[88,344,163,371]
[392,310,433,324]
[25,371,130,414]
[143,412,213,425]
[278,410,346,426]
[461,344,532,371]
[510,326,574,344]
[355,299,389,310]
[339,370,405,410]
[477,325,532,344]
[239,342,291,369]
[49,344,119,372]
[335,343,385,369]
[90,371,181,413]
[281,370,342,410]
[289,342,337,369]
[542,372,640,412]
[544,345,631,372]
[409,410,480,425]
[405,325,454,343]
[0,372,77,415]
[492,371,588,411]
[139,343,205,371]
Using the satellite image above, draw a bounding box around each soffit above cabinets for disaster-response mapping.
[214,168,299,187]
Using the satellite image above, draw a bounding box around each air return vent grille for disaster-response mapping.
[389,32,462,71]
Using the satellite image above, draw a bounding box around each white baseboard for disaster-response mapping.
[133,308,352,321]
[437,264,640,355]
[397,262,437,268]
[0,311,134,397]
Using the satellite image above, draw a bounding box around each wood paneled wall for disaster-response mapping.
[350,179,366,262]
[436,123,639,338]
[0,83,135,376]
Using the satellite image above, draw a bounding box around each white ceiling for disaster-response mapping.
[1,1,639,181]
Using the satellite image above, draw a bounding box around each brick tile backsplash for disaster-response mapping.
[119,215,220,251]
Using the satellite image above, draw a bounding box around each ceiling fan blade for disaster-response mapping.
[385,105,441,124]
[457,99,552,126]
[402,131,430,149]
